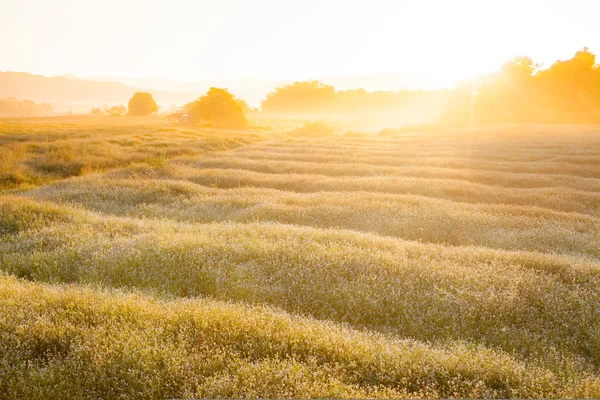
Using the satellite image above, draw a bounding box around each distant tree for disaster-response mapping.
[261,80,336,112]
[109,105,127,116]
[472,57,538,123]
[260,80,426,113]
[236,98,252,113]
[188,87,248,129]
[91,108,104,117]
[182,100,195,113]
[127,92,158,116]
[536,48,599,113]
[0,98,55,117]
[500,56,537,79]
[39,102,54,114]
[440,48,600,124]
[21,100,40,116]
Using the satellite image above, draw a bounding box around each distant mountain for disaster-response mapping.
[0,72,203,108]
[87,75,283,106]
[88,75,273,92]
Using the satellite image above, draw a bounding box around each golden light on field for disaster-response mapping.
[1,0,599,87]
[2,118,600,397]
[3,0,600,398]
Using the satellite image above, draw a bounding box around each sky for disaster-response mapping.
[2,0,600,88]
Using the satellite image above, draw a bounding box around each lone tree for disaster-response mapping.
[127,92,158,116]
[188,87,247,129]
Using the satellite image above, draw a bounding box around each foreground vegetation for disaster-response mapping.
[1,118,600,398]
[5,273,599,399]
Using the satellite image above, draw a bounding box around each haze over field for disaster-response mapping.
[3,0,600,83]
[2,0,600,110]
[2,1,600,399]
[0,71,441,110]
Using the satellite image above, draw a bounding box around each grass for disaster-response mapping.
[6,274,597,400]
[1,117,600,398]
[0,117,262,191]
[24,174,600,259]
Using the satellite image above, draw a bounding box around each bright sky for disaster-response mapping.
[2,0,599,87]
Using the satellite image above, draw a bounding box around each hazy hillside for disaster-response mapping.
[88,75,279,99]
[0,71,453,112]
[89,74,444,106]
[0,72,201,107]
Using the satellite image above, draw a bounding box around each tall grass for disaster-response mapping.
[0,118,262,191]
[25,175,600,259]
[5,274,598,399]
[2,197,599,370]
[2,120,600,398]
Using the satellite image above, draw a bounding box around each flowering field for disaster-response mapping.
[1,119,600,398]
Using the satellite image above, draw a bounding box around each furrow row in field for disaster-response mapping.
[259,131,600,151]
[164,162,600,215]
[219,150,600,178]
[25,176,600,260]
[180,157,600,192]
[245,141,600,162]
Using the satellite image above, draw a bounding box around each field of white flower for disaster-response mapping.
[1,119,600,398]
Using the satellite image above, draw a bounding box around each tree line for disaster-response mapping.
[0,98,53,117]
[124,82,442,129]
[260,80,439,113]
[442,48,600,124]
[120,47,600,130]
[259,48,600,124]
[7,48,597,127]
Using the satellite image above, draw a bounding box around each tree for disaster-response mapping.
[91,108,104,117]
[261,80,336,112]
[39,102,54,114]
[440,49,600,124]
[22,100,40,116]
[127,92,158,116]
[500,56,537,79]
[536,48,599,113]
[188,87,248,129]
[236,98,252,113]
[109,105,127,116]
[0,98,49,117]
[260,80,428,113]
